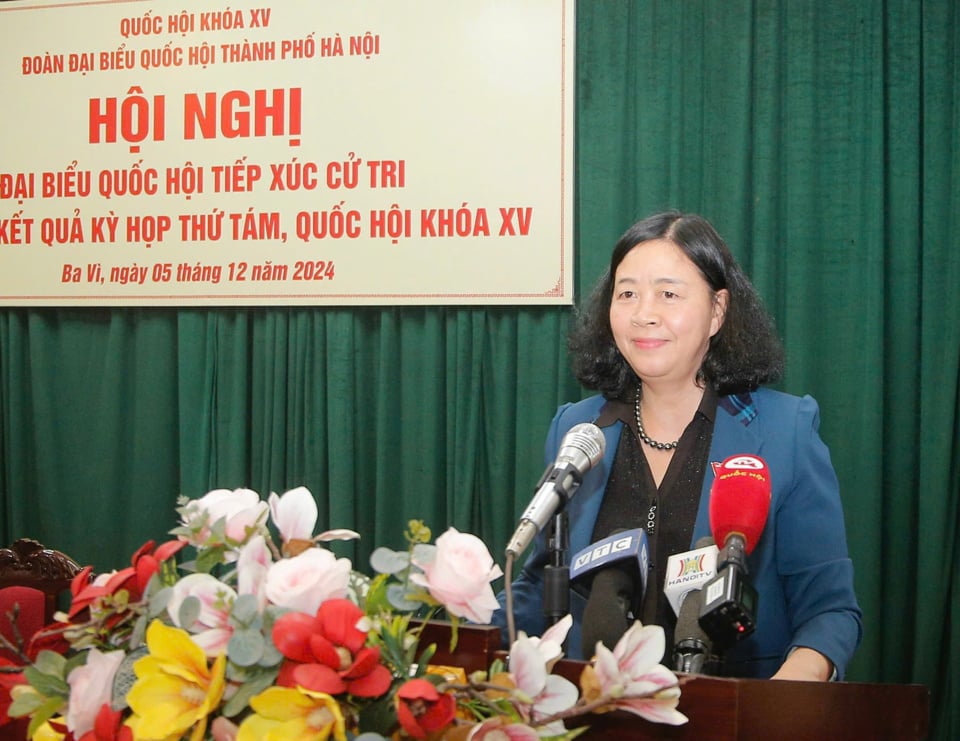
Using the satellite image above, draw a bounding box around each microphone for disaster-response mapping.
[663,538,718,617]
[570,528,649,603]
[698,454,771,649]
[668,537,717,674]
[504,423,605,559]
[572,529,649,659]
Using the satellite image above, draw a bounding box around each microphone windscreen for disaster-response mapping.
[672,587,712,674]
[556,423,606,472]
[708,454,771,553]
[675,589,706,644]
[570,528,648,610]
[580,568,632,660]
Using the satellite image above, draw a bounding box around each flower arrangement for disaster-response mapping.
[1,486,687,740]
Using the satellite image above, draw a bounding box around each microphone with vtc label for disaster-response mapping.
[570,528,649,659]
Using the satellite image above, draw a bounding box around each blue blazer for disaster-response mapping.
[493,388,863,679]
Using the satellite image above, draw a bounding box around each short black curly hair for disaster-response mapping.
[569,211,784,399]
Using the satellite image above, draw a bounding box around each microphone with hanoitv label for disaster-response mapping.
[698,454,771,649]
[665,537,718,673]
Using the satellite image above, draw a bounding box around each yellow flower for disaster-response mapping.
[29,717,66,741]
[237,686,347,741]
[126,619,227,741]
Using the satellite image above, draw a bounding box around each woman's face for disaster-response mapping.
[609,239,728,389]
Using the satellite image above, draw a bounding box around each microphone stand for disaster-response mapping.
[542,510,569,627]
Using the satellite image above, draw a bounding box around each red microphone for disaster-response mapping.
[699,454,772,649]
[708,454,771,555]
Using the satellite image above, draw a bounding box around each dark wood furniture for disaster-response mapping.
[418,622,930,741]
[0,538,83,659]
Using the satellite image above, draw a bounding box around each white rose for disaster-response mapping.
[264,547,352,614]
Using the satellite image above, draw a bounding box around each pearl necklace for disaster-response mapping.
[634,388,680,451]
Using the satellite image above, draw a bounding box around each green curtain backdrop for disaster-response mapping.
[1,2,958,739]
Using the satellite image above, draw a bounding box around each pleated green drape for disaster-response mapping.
[0,307,578,568]
[574,2,959,738]
[1,2,958,739]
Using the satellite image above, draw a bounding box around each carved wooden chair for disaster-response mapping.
[0,538,82,662]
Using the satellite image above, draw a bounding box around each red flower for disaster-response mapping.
[272,598,391,698]
[129,539,185,596]
[77,703,133,741]
[25,623,71,661]
[395,678,456,739]
[68,540,185,620]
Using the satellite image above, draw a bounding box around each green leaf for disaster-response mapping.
[356,682,401,736]
[230,593,260,626]
[64,651,89,675]
[127,614,148,649]
[7,690,45,717]
[447,615,460,652]
[23,667,69,698]
[27,695,66,739]
[413,643,437,676]
[370,547,410,575]
[221,668,277,717]
[227,627,265,667]
[411,543,435,567]
[386,583,422,612]
[258,636,283,667]
[196,544,228,573]
[177,595,202,630]
[363,573,392,613]
[148,586,173,617]
[32,650,67,677]
[177,558,199,573]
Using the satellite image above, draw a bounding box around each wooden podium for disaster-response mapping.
[415,622,930,741]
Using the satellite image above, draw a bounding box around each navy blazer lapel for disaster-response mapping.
[692,397,764,543]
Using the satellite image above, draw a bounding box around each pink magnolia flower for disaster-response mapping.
[236,534,272,612]
[468,717,540,741]
[589,622,687,725]
[269,487,360,557]
[410,527,503,623]
[524,614,572,667]
[264,547,352,615]
[180,488,269,556]
[166,573,237,656]
[508,632,579,736]
[65,648,126,736]
[268,486,318,542]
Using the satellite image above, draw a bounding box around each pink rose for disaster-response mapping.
[264,547,352,615]
[411,527,503,623]
[66,648,125,736]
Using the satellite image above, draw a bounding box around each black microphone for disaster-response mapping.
[505,423,605,559]
[572,529,649,659]
[671,537,717,674]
